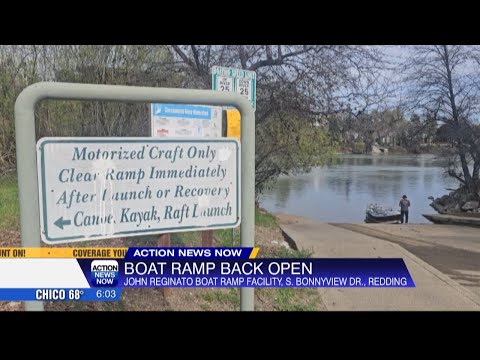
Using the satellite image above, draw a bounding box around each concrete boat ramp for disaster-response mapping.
[276,214,480,311]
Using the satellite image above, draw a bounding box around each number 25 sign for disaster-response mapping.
[212,66,256,111]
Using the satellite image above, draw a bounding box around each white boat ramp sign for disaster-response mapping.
[36,137,240,244]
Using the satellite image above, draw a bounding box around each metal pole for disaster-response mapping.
[239,99,255,312]
[15,82,255,311]
[14,87,43,311]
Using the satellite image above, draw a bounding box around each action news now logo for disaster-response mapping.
[91,260,119,287]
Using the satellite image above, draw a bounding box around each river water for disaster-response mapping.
[259,154,458,224]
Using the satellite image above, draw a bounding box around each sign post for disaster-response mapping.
[150,103,224,249]
[15,82,255,311]
[213,66,253,253]
[148,103,172,291]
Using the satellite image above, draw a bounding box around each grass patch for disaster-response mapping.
[214,228,240,247]
[267,287,321,311]
[255,207,277,227]
[201,288,240,309]
[121,235,160,247]
[169,227,241,248]
[212,206,276,248]
[260,245,314,259]
[270,246,312,258]
[254,240,320,311]
[171,231,202,247]
[0,172,19,231]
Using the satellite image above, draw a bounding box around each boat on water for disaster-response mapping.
[422,213,480,227]
[365,204,402,223]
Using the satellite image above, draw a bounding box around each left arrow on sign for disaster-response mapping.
[54,217,72,230]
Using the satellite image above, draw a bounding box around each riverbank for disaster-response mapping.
[341,143,447,156]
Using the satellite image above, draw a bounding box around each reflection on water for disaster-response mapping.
[259,154,457,224]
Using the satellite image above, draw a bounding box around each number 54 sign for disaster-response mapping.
[212,65,256,111]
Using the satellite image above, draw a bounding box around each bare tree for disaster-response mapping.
[1,44,390,200]
[47,45,176,138]
[0,45,178,169]
[0,45,41,168]
[402,45,480,197]
[169,45,389,196]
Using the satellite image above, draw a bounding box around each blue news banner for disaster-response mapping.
[0,248,414,301]
[80,247,415,289]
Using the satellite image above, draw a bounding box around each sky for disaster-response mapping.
[380,45,408,62]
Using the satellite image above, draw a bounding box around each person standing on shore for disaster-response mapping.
[399,195,411,224]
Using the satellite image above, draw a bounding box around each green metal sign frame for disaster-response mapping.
[15,82,255,312]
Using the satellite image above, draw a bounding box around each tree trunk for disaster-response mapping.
[459,152,474,191]
[472,159,480,198]
[473,159,480,181]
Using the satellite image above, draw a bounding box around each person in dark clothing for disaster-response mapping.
[399,195,411,224]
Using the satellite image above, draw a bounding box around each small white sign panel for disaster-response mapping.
[37,137,240,244]
[216,76,234,92]
[212,65,256,110]
[235,78,252,102]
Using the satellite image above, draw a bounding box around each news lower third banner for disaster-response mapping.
[0,247,415,301]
